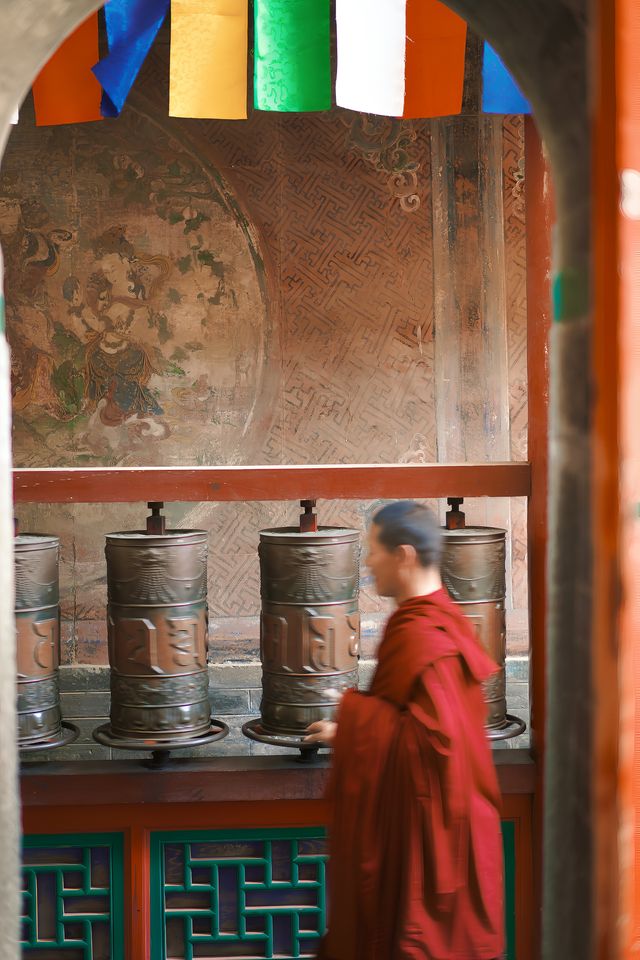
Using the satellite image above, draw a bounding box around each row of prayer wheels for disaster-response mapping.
[15,500,525,761]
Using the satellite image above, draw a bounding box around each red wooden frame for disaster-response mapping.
[12,462,530,503]
[525,117,552,958]
[22,790,533,960]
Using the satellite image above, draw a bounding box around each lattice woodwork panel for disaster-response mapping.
[21,833,123,959]
[151,825,517,960]
[152,829,326,959]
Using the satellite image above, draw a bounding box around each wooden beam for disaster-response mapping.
[525,118,552,763]
[20,754,536,809]
[12,462,531,504]
[525,114,553,960]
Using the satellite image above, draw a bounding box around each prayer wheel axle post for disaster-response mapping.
[146,501,166,535]
[299,499,318,533]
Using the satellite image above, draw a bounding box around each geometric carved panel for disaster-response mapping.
[21,833,124,959]
[151,829,327,959]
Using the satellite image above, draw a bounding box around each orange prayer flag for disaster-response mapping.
[32,13,102,126]
[403,0,467,119]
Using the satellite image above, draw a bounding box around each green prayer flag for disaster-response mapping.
[254,0,331,112]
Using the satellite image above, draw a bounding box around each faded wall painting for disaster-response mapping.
[2,105,272,468]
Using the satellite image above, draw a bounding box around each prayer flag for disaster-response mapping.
[482,43,531,114]
[336,0,406,116]
[254,0,331,112]
[32,13,102,126]
[94,0,170,118]
[403,0,466,119]
[170,0,248,120]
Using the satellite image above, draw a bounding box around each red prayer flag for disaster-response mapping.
[32,13,102,126]
[404,0,467,119]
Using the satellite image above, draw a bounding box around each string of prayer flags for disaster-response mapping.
[169,0,248,120]
[482,43,532,114]
[32,13,102,126]
[93,0,170,118]
[336,0,406,116]
[254,0,331,112]
[403,0,467,119]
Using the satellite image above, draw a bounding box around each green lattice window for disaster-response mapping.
[21,833,124,960]
[151,828,327,959]
[152,824,517,960]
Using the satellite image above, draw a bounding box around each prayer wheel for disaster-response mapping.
[94,503,228,756]
[243,502,360,756]
[15,532,78,751]
[441,499,525,740]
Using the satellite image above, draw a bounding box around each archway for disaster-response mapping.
[0,4,590,960]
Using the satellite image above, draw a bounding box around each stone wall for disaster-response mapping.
[40,659,529,762]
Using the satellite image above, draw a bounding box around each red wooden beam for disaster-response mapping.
[524,115,553,960]
[525,119,552,763]
[12,462,530,503]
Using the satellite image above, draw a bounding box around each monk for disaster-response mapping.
[305,501,505,960]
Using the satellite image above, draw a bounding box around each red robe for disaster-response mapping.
[318,588,504,960]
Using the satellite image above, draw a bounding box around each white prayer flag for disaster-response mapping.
[336,0,406,116]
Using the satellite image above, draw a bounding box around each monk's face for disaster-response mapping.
[366,523,402,598]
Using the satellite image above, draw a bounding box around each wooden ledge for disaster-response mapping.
[20,751,536,807]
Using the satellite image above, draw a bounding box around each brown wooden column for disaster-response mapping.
[525,119,552,762]
[430,108,519,701]
[430,114,511,468]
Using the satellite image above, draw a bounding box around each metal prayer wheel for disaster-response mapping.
[244,503,360,757]
[15,533,78,751]
[441,499,526,740]
[94,503,227,757]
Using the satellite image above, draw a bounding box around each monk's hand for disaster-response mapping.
[304,720,337,745]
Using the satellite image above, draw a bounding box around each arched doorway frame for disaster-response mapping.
[0,4,594,960]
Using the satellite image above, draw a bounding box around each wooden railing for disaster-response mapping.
[12,462,530,503]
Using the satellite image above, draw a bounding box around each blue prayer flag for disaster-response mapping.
[482,43,531,114]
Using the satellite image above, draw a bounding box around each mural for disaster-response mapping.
[2,106,273,467]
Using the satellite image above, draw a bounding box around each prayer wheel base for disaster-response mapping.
[242,719,323,763]
[93,718,229,754]
[485,714,527,742]
[19,720,79,754]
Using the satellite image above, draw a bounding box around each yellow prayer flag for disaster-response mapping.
[170,0,248,120]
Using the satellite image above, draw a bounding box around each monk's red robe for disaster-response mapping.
[318,588,504,960]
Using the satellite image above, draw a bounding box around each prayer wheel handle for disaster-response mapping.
[446,497,466,530]
[146,501,166,535]
[300,499,318,533]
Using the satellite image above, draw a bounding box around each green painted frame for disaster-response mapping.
[21,832,125,959]
[503,820,517,959]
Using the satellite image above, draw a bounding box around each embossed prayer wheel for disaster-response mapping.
[441,499,525,740]
[15,534,66,749]
[102,521,214,746]
[245,520,360,749]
